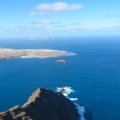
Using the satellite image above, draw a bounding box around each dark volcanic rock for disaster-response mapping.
[0,88,79,120]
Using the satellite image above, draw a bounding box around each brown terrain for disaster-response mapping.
[0,88,79,120]
[0,48,75,60]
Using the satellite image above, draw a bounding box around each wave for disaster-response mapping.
[57,86,74,97]
[56,86,86,120]
[74,102,86,120]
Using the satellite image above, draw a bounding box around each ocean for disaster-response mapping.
[0,36,120,120]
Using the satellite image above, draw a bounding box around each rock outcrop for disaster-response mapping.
[0,88,79,120]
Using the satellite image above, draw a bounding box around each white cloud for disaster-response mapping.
[101,26,120,30]
[69,23,81,25]
[2,25,47,33]
[38,20,53,24]
[29,12,36,16]
[35,2,83,11]
[29,20,62,25]
[70,25,120,32]
[29,2,83,16]
[29,11,47,16]
[32,20,54,24]
[30,36,51,40]
[105,13,120,17]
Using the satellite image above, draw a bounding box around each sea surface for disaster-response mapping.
[0,36,120,120]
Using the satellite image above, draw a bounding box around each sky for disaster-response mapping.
[0,0,120,38]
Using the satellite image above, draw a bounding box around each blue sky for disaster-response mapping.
[0,0,120,38]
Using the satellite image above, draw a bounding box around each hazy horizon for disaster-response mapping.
[0,0,120,38]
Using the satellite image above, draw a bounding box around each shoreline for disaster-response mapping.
[0,48,77,60]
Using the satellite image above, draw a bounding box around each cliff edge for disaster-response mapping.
[0,88,79,120]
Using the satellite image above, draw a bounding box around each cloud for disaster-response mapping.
[14,26,47,31]
[30,20,54,25]
[0,26,4,30]
[1,25,47,33]
[35,2,83,11]
[100,26,120,30]
[29,2,83,16]
[29,11,48,16]
[71,25,120,32]
[105,13,120,17]
[69,22,81,25]
[52,25,66,28]
[28,20,63,26]
[30,36,51,40]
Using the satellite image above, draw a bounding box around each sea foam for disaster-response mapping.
[56,86,86,120]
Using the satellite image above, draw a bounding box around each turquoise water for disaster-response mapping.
[0,36,120,120]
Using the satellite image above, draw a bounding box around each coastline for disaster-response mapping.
[0,48,77,60]
[0,88,79,120]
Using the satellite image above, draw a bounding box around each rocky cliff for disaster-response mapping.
[0,88,79,120]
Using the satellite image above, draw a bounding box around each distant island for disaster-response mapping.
[0,48,76,60]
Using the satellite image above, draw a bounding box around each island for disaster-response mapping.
[0,48,76,60]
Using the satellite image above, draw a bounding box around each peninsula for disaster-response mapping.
[0,48,76,60]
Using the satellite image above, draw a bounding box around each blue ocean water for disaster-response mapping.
[0,36,120,120]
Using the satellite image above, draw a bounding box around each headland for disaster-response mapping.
[0,48,76,60]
